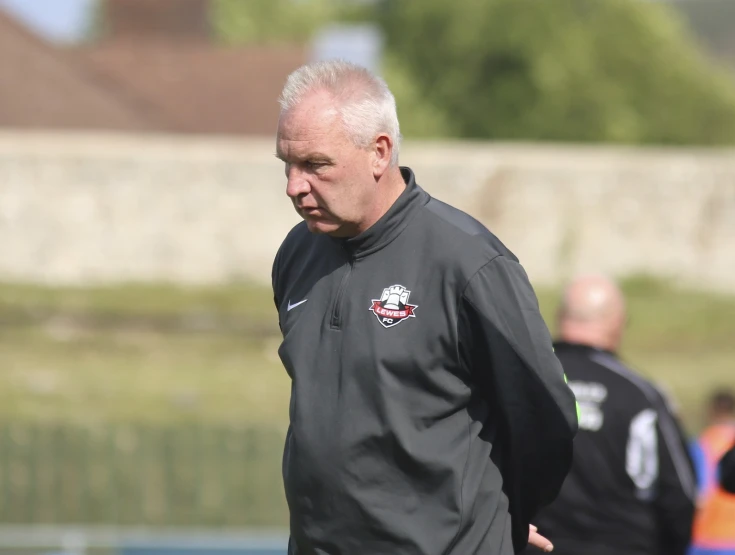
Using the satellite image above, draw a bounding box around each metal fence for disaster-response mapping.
[0,423,288,528]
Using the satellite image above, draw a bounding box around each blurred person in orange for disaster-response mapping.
[525,274,696,555]
[688,389,735,555]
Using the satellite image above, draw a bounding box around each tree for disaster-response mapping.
[375,0,735,144]
[82,0,106,43]
[213,0,342,45]
[212,0,735,144]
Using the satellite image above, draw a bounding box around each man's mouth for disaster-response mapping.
[300,207,323,218]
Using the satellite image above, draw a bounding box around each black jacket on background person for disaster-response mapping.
[271,167,578,555]
[721,444,735,494]
[527,342,696,555]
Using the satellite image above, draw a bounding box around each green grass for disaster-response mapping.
[0,328,290,428]
[0,277,734,434]
[0,281,275,319]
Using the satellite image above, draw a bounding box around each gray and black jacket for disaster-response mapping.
[272,167,578,555]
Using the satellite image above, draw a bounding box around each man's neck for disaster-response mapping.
[558,327,617,354]
[354,167,407,235]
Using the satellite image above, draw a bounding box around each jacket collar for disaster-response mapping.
[335,167,430,258]
[553,340,617,358]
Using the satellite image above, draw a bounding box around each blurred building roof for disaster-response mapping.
[103,0,214,43]
[75,42,306,136]
[0,0,307,136]
[0,9,155,131]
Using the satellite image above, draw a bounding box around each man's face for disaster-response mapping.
[276,91,376,237]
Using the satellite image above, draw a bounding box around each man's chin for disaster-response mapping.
[305,218,342,235]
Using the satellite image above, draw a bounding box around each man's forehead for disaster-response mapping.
[277,116,333,141]
[276,104,345,159]
[276,140,333,162]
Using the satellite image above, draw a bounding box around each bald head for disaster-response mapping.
[558,274,627,352]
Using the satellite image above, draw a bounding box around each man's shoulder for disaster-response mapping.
[274,221,323,261]
[420,196,519,263]
[582,350,674,413]
[280,221,312,249]
[272,221,320,285]
[721,445,735,494]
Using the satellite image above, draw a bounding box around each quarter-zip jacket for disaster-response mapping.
[272,167,578,555]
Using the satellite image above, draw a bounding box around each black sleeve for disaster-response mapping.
[720,444,735,494]
[272,247,283,331]
[649,389,697,555]
[459,256,578,553]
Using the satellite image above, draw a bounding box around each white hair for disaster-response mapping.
[278,59,402,166]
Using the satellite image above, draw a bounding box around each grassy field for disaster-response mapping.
[1,277,734,435]
[0,281,287,428]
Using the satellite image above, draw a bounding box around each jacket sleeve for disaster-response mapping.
[647,389,697,555]
[458,255,578,553]
[721,444,735,494]
[272,246,283,331]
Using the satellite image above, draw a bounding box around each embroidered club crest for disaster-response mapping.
[369,284,418,328]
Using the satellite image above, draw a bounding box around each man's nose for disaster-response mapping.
[286,167,310,198]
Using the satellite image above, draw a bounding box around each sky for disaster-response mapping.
[0,0,92,42]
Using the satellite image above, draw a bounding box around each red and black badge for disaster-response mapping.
[369,284,418,328]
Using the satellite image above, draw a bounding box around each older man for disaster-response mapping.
[271,60,578,555]
[526,275,696,555]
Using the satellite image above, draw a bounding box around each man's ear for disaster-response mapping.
[372,133,393,179]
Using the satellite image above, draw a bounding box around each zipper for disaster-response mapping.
[330,258,354,329]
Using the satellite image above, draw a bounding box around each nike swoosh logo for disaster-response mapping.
[287,299,308,312]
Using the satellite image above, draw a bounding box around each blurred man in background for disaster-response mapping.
[525,274,696,555]
[689,389,735,555]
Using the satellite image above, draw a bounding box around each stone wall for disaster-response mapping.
[1,131,734,292]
